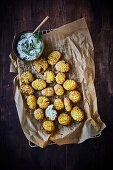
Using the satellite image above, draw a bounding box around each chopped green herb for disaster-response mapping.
[34,29,41,42]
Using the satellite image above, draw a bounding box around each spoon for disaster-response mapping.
[28,16,49,39]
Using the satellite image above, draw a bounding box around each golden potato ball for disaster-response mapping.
[58,113,71,125]
[71,106,84,121]
[69,90,81,103]
[55,60,70,72]
[33,57,48,74]
[64,97,72,111]
[34,108,44,120]
[43,70,55,83]
[32,79,46,90]
[54,84,64,96]
[37,96,50,109]
[42,87,54,97]
[54,98,64,110]
[63,80,77,91]
[27,95,37,110]
[20,71,34,84]
[42,120,55,132]
[20,85,34,95]
[48,51,61,65]
[56,72,66,84]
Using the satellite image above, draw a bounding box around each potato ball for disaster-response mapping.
[54,98,64,110]
[20,85,34,95]
[64,97,72,111]
[63,80,77,91]
[48,51,61,65]
[20,71,34,84]
[69,90,81,103]
[42,87,54,97]
[42,120,55,132]
[45,104,57,121]
[32,79,46,90]
[71,106,84,121]
[55,60,69,72]
[27,95,37,110]
[43,70,55,83]
[33,57,48,74]
[56,72,66,84]
[54,84,64,96]
[34,108,44,120]
[37,96,50,109]
[58,113,71,125]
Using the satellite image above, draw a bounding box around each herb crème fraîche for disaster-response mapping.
[20,51,85,133]
[17,31,43,61]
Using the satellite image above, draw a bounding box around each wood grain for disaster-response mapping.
[0,0,113,169]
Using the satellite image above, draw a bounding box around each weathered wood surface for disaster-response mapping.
[0,0,113,169]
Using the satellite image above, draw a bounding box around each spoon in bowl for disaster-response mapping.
[27,16,49,39]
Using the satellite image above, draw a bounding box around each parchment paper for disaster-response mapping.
[10,18,106,148]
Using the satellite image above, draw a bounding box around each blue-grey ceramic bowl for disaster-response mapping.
[12,30,44,61]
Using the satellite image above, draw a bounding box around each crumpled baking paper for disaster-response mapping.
[10,18,106,148]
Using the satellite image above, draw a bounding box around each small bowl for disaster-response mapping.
[12,30,44,61]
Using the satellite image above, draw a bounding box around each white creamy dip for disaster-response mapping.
[17,33,43,61]
[45,104,57,121]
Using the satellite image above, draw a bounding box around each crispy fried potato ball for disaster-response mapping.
[54,84,64,96]
[20,85,34,95]
[48,51,61,65]
[69,90,81,103]
[43,71,55,83]
[42,87,54,97]
[20,71,34,84]
[64,97,72,111]
[32,79,46,90]
[63,80,77,91]
[54,98,64,110]
[58,113,71,125]
[37,96,49,109]
[33,57,48,74]
[55,60,69,72]
[71,106,84,121]
[27,95,37,109]
[56,72,66,84]
[45,104,57,121]
[42,120,55,132]
[34,108,44,120]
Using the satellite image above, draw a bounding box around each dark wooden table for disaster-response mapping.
[0,0,113,169]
